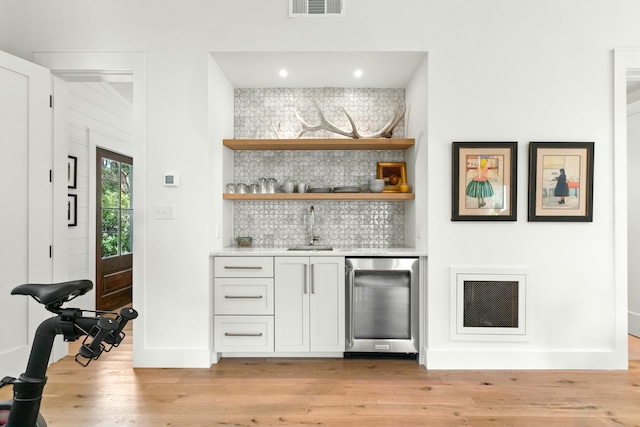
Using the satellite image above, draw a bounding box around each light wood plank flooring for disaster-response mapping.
[2,330,639,426]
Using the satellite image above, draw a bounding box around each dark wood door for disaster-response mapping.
[96,148,133,311]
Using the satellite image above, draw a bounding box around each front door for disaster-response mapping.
[0,50,52,375]
[96,148,133,311]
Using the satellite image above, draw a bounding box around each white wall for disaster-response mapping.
[629,98,640,337]
[2,0,640,369]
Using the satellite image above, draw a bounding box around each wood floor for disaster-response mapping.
[2,330,639,426]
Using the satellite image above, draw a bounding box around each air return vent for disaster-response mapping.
[290,0,344,17]
[450,267,532,342]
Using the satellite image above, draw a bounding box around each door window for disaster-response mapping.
[101,157,133,258]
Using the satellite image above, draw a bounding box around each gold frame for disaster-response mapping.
[377,162,407,192]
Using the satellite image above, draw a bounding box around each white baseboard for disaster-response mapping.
[630,311,640,337]
[220,352,344,358]
[133,348,212,368]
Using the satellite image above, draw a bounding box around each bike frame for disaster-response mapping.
[1,281,136,427]
[6,315,99,426]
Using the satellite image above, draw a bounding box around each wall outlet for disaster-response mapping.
[154,205,175,220]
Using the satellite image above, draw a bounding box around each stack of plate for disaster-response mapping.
[308,187,332,193]
[333,186,361,193]
[308,186,362,193]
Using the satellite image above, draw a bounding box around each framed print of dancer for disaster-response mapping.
[452,142,517,221]
[465,157,494,208]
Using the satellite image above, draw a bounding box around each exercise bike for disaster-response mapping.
[0,280,137,427]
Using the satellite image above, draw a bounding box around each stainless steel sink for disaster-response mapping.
[287,245,333,251]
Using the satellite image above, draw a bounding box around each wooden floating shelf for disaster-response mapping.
[223,138,415,151]
[223,193,415,201]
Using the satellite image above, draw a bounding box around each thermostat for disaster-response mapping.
[164,174,179,186]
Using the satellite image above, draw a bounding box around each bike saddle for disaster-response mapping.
[11,280,93,307]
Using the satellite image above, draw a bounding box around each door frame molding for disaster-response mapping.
[613,48,640,366]
[33,51,147,366]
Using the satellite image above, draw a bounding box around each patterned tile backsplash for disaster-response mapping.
[233,201,405,248]
[231,88,407,248]
[233,150,405,189]
[234,87,405,140]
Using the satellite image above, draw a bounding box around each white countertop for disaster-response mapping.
[210,247,427,257]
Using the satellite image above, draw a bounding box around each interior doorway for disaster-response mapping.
[614,49,640,366]
[33,51,146,364]
[96,148,133,311]
[628,72,640,339]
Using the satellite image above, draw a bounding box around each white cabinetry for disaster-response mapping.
[274,256,345,353]
[214,257,274,352]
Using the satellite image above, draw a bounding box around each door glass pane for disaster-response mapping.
[101,157,133,259]
[121,163,132,209]
[102,158,120,208]
[121,210,133,254]
[102,209,119,258]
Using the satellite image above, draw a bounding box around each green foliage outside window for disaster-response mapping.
[101,159,133,259]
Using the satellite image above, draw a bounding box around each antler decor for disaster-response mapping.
[294,99,405,139]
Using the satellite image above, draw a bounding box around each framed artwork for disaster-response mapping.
[452,142,518,221]
[68,194,77,226]
[376,161,407,192]
[67,155,77,189]
[528,142,594,222]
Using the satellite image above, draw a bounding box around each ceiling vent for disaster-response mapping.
[289,0,344,17]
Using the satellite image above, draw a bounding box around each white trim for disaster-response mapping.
[450,267,532,342]
[630,310,640,336]
[132,348,211,369]
[613,48,640,368]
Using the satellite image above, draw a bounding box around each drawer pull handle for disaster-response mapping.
[224,295,263,299]
[224,332,263,337]
[224,266,263,270]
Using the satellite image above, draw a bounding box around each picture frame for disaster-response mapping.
[452,142,518,221]
[376,162,407,192]
[528,141,594,222]
[67,155,77,189]
[68,194,77,227]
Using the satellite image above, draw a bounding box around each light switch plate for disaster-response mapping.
[154,205,175,220]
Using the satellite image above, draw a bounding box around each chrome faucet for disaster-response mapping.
[308,205,317,246]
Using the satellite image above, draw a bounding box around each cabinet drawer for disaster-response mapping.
[215,278,274,315]
[214,316,274,352]
[214,257,273,278]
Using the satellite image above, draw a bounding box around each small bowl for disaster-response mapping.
[236,237,253,247]
[369,179,385,193]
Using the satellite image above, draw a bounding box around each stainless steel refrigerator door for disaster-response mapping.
[352,270,411,340]
[345,258,419,353]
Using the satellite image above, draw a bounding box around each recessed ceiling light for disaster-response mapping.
[279,69,288,77]
[354,69,363,78]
